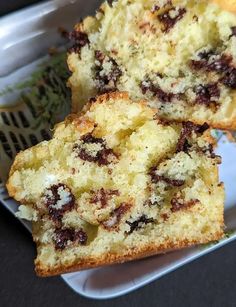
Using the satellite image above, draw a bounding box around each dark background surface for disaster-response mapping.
[0,1,236,306]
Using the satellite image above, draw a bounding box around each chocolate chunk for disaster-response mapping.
[201,144,221,161]
[176,121,209,153]
[54,228,75,250]
[207,144,216,158]
[75,229,88,245]
[103,203,131,229]
[90,188,119,208]
[191,52,236,90]
[198,50,215,60]
[43,184,75,222]
[73,133,118,166]
[95,50,105,62]
[158,7,186,33]
[54,228,87,250]
[155,87,175,102]
[107,0,117,7]
[145,199,159,207]
[89,97,97,103]
[151,5,160,13]
[171,198,199,212]
[81,133,104,145]
[208,55,232,73]
[195,122,209,134]
[77,147,117,165]
[126,215,154,234]
[94,50,122,94]
[191,59,206,71]
[201,143,216,159]
[230,26,236,38]
[193,15,198,22]
[140,79,177,103]
[114,203,131,220]
[155,117,170,126]
[68,30,89,54]
[161,213,169,221]
[140,80,152,95]
[194,49,213,67]
[191,52,232,73]
[221,68,236,89]
[176,122,195,153]
[149,167,185,187]
[194,83,220,106]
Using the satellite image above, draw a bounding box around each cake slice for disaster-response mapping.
[68,0,236,129]
[7,92,224,276]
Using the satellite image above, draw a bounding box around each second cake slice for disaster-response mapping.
[68,0,236,129]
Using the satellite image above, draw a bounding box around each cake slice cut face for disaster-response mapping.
[68,0,236,129]
[7,92,224,276]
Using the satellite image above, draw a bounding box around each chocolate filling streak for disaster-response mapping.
[221,68,236,89]
[43,183,75,222]
[176,121,209,153]
[103,203,131,229]
[194,83,220,107]
[158,7,186,33]
[149,167,185,187]
[126,215,154,234]
[94,50,122,94]
[171,198,200,212]
[191,51,236,89]
[54,228,87,250]
[89,188,120,208]
[191,52,232,73]
[140,79,182,103]
[73,133,118,166]
[68,30,89,54]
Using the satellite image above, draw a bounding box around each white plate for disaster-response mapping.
[0,0,236,300]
